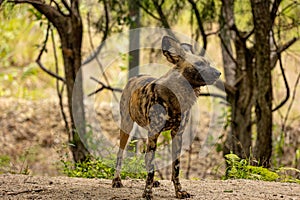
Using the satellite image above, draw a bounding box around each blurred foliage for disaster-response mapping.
[0,5,41,68]
[275,0,300,40]
[0,4,52,99]
[225,153,300,184]
[234,0,253,32]
[1,0,299,100]
[0,0,299,181]
[196,0,218,22]
[62,154,147,179]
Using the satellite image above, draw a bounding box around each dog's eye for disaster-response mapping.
[194,61,203,67]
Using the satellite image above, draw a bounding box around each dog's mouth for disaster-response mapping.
[194,78,218,87]
[193,78,218,97]
[205,78,219,85]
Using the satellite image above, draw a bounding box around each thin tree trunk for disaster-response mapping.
[128,0,140,78]
[220,0,253,160]
[60,3,89,163]
[219,0,235,86]
[231,37,254,159]
[128,0,141,153]
[30,0,90,162]
[251,0,273,167]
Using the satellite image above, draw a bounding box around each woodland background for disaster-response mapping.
[0,0,300,183]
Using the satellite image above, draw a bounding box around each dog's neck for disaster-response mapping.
[155,68,200,111]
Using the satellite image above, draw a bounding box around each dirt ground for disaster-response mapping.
[0,173,300,200]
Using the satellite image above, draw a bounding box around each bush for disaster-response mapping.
[62,154,147,180]
[224,153,300,183]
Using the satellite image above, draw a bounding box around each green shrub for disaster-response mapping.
[62,154,147,180]
[224,153,300,183]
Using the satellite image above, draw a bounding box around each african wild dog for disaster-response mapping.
[112,36,221,199]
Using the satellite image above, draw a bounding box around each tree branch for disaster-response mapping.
[271,37,299,69]
[215,79,237,96]
[50,0,68,16]
[271,53,289,112]
[137,1,161,21]
[11,0,66,31]
[51,26,70,137]
[86,5,120,102]
[8,0,43,5]
[36,23,66,82]
[277,37,299,54]
[188,0,207,56]
[82,0,110,66]
[270,0,282,26]
[281,72,300,131]
[244,29,254,40]
[271,30,290,112]
[88,77,122,97]
[206,23,226,37]
[151,0,171,29]
[219,33,238,67]
[61,0,71,14]
[229,24,244,41]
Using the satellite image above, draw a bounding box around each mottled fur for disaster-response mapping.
[112,36,221,199]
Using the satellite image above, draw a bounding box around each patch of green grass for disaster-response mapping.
[277,167,300,184]
[0,154,30,175]
[61,154,147,180]
[224,153,300,183]
[62,158,115,179]
[0,155,11,174]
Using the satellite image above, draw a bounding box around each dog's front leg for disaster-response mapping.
[171,131,191,199]
[143,133,158,200]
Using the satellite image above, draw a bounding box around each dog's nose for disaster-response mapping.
[214,69,221,77]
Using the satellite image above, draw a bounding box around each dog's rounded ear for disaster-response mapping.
[162,36,185,64]
[180,43,194,54]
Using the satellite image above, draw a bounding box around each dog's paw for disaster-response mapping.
[142,190,153,200]
[176,190,191,199]
[112,177,123,188]
[153,180,160,187]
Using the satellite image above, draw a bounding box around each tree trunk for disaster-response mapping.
[128,0,141,152]
[219,0,235,86]
[229,39,254,159]
[59,21,89,163]
[251,0,273,167]
[31,1,90,162]
[220,0,253,160]
[59,3,89,163]
[128,0,140,78]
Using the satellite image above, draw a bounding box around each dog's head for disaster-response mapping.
[162,36,221,87]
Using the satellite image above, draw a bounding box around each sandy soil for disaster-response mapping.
[0,173,300,200]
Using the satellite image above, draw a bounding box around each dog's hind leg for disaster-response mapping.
[142,133,159,200]
[112,111,133,188]
[112,129,130,188]
[171,130,191,199]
